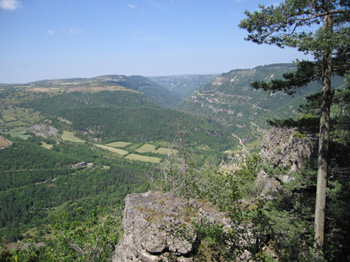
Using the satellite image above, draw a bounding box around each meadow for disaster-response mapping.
[136,143,177,155]
[60,133,170,164]
[105,141,132,148]
[40,141,53,150]
[95,144,129,156]
[1,128,30,140]
[125,153,161,164]
[61,131,85,143]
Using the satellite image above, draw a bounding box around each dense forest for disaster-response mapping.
[0,136,148,243]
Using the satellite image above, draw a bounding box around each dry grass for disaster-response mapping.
[95,144,129,156]
[136,144,177,156]
[125,153,161,163]
[61,131,85,143]
[105,141,132,148]
[40,142,53,150]
[0,137,11,148]
[136,144,157,153]
[155,147,177,156]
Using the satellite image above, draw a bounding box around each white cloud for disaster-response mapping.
[127,4,137,9]
[69,27,83,34]
[0,0,21,10]
[48,29,55,36]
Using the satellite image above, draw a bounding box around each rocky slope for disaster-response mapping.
[112,127,320,261]
[113,191,230,262]
[177,63,347,149]
[260,127,317,171]
[178,64,300,140]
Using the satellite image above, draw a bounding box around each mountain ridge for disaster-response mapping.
[178,63,346,151]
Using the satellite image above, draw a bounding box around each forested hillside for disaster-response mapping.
[178,63,346,151]
[149,74,217,98]
[2,74,181,108]
[0,137,148,241]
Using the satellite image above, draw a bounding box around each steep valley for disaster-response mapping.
[0,63,347,259]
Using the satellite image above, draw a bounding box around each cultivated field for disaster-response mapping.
[1,128,30,140]
[61,131,85,143]
[0,137,11,149]
[136,144,157,153]
[136,143,177,155]
[125,153,161,164]
[40,142,53,150]
[105,141,132,148]
[155,147,177,155]
[1,108,42,125]
[58,134,175,164]
[95,144,129,156]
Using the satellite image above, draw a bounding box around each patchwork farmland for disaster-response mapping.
[60,131,177,163]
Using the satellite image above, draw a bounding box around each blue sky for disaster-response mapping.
[0,0,310,83]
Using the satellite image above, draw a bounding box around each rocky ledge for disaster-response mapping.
[113,191,229,262]
[260,127,317,171]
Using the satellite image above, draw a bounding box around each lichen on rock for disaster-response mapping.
[113,191,229,262]
[260,127,317,171]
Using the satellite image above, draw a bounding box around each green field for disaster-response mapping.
[155,147,177,155]
[1,108,42,125]
[125,143,143,151]
[1,128,30,140]
[61,131,85,143]
[136,144,157,153]
[2,114,16,122]
[95,144,129,156]
[125,153,161,163]
[105,141,132,148]
[40,141,53,150]
[136,143,177,155]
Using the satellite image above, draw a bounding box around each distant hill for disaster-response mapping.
[111,75,182,108]
[3,75,182,108]
[22,91,158,115]
[149,74,217,98]
[14,82,234,154]
[178,63,346,149]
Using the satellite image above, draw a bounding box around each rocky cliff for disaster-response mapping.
[260,127,317,171]
[113,191,230,262]
[253,127,318,200]
[178,64,302,141]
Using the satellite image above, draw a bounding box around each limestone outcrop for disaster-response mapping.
[260,127,317,171]
[112,191,229,262]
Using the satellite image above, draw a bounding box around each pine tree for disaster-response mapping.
[239,0,350,249]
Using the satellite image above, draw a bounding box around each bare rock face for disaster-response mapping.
[113,191,229,262]
[29,123,59,139]
[260,127,317,171]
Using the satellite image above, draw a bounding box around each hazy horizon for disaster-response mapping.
[1,0,311,83]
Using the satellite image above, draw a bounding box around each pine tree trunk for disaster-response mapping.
[314,14,333,249]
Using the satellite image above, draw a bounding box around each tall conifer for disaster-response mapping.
[239,0,350,248]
